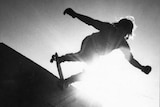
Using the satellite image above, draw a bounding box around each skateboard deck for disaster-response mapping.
[54,53,64,80]
[50,53,67,89]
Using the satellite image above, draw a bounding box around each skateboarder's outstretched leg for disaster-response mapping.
[64,71,85,85]
[57,71,85,89]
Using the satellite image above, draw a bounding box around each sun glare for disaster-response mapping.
[71,49,128,106]
[71,49,150,107]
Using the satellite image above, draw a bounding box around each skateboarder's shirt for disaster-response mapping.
[85,25,126,56]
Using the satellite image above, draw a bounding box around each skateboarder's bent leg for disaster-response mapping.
[59,52,81,63]
[59,35,95,63]
[59,51,94,63]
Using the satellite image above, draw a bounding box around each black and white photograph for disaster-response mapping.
[0,0,159,107]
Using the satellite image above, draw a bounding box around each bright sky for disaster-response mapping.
[0,0,159,107]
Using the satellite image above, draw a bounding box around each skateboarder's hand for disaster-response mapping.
[142,65,152,74]
[63,8,76,18]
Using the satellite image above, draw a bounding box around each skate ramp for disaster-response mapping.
[0,43,100,107]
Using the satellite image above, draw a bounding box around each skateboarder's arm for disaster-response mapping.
[75,13,111,30]
[64,8,111,30]
[120,45,143,70]
[120,41,151,74]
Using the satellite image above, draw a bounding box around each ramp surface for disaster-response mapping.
[0,43,100,107]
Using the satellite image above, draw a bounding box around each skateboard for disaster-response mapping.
[50,53,64,80]
[50,53,67,90]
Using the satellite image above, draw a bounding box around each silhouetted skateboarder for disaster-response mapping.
[51,8,152,88]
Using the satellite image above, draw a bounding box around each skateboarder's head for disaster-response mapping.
[115,16,136,39]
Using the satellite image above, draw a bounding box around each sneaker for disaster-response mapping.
[57,56,66,63]
[57,79,70,90]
